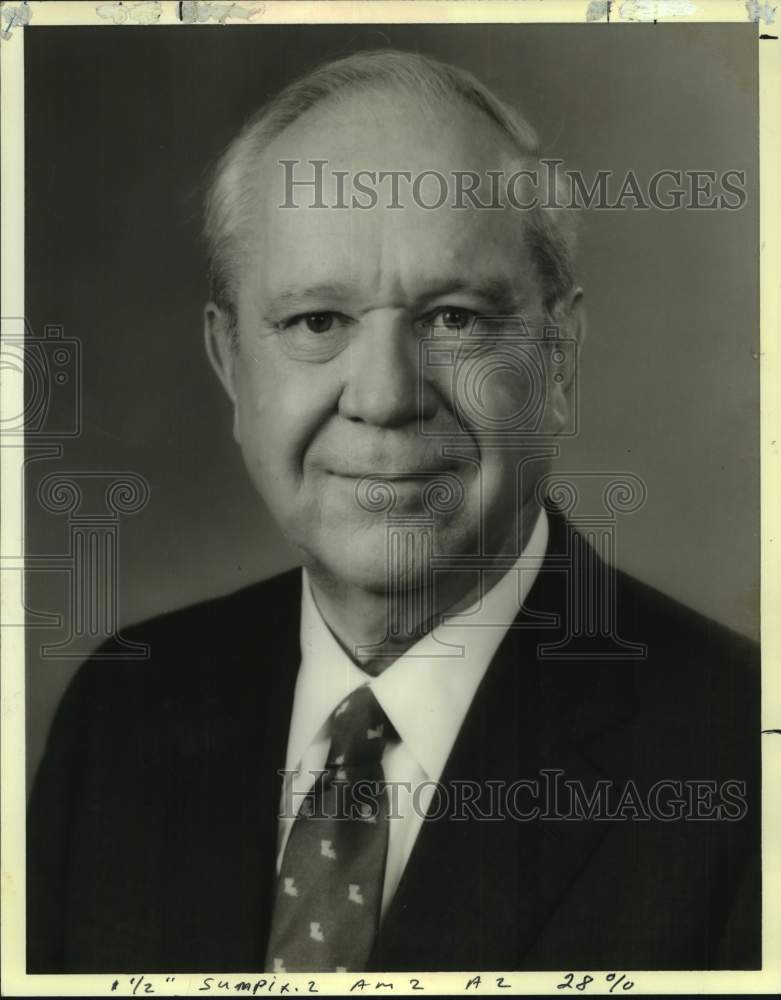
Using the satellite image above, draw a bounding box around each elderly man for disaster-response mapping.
[28,50,759,974]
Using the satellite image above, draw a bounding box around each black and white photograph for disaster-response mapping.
[2,2,779,995]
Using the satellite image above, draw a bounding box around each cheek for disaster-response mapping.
[234,354,341,481]
[451,351,553,435]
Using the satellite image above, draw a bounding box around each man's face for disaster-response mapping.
[209,92,574,593]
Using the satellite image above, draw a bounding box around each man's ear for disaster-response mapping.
[204,302,241,443]
[549,287,586,435]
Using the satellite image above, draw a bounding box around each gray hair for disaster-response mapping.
[203,49,577,326]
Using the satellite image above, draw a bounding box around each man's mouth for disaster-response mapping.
[327,465,460,480]
[327,466,468,517]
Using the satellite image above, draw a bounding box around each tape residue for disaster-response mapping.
[95,2,162,24]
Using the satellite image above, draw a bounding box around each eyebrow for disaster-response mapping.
[265,283,357,311]
[263,276,527,315]
[420,277,525,312]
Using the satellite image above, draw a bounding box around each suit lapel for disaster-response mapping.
[372,515,637,971]
[160,573,302,970]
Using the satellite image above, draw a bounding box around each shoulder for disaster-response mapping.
[121,566,302,649]
[547,514,760,774]
[548,507,758,670]
[610,563,760,721]
[61,567,303,722]
[603,565,760,777]
[612,561,758,662]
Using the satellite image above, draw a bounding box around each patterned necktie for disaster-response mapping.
[265,684,396,973]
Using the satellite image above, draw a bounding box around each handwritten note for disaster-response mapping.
[105,971,639,996]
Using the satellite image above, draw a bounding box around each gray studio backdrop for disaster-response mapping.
[24,23,759,789]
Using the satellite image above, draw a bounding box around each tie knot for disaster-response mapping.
[327,685,395,767]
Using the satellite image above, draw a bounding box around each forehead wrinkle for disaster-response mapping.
[264,281,357,310]
[258,273,531,322]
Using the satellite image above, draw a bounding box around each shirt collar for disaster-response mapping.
[287,506,549,782]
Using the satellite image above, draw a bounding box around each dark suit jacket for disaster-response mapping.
[27,511,761,972]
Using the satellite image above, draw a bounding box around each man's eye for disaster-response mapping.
[429,307,475,330]
[278,311,352,363]
[298,312,336,333]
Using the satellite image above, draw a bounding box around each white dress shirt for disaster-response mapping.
[278,506,549,915]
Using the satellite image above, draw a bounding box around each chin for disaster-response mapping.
[303,522,430,593]
[305,514,481,596]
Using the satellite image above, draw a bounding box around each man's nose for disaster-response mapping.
[338,314,437,428]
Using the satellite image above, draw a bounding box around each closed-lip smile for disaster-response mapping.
[328,467,459,479]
